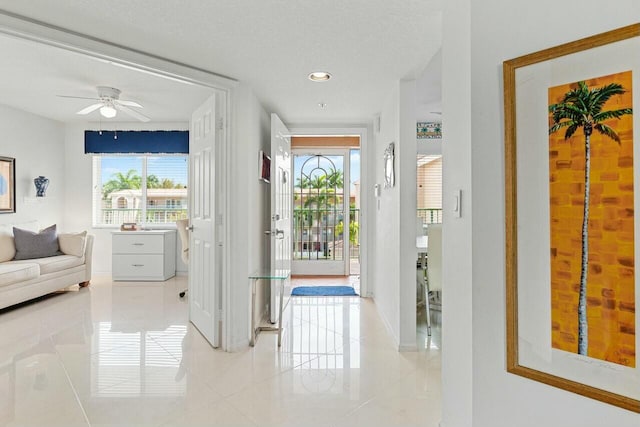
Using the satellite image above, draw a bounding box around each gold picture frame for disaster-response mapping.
[504,24,640,413]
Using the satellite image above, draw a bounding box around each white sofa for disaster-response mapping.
[0,224,94,310]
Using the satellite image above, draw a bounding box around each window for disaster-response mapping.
[416,155,442,225]
[93,155,188,227]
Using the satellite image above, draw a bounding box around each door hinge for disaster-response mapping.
[216,117,224,130]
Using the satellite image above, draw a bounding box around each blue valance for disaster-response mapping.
[84,130,189,154]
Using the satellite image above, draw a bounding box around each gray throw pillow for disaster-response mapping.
[13,224,62,260]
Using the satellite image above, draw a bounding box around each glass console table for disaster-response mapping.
[248,269,290,347]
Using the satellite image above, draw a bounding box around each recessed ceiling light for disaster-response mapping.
[308,71,332,82]
[318,103,327,109]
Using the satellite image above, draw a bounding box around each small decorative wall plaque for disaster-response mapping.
[416,122,442,139]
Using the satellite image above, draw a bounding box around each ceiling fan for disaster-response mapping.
[58,86,150,122]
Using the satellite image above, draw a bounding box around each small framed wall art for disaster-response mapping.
[259,150,271,183]
[417,122,442,139]
[0,156,15,214]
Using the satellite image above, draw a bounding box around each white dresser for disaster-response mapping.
[112,230,177,281]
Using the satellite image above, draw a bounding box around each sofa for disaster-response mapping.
[0,222,94,310]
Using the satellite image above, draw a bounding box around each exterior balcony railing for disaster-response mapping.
[101,208,188,225]
[417,208,443,225]
[293,207,360,261]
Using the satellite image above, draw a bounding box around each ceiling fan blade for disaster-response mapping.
[58,95,101,101]
[116,104,150,122]
[117,100,143,108]
[76,103,103,115]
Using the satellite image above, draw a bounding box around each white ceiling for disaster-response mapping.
[0,1,442,124]
[0,35,211,123]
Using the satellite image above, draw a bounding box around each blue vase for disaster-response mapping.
[34,176,49,197]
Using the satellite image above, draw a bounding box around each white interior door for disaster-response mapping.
[270,114,292,323]
[189,94,220,347]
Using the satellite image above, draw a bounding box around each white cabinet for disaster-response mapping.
[112,230,176,281]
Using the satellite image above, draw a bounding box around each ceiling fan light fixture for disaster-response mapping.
[100,105,117,118]
[308,71,331,82]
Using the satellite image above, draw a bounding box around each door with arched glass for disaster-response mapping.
[292,149,350,275]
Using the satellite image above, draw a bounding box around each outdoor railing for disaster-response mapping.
[101,208,188,225]
[417,208,443,225]
[293,207,360,261]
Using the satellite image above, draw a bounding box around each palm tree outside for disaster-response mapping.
[549,80,632,356]
[102,169,142,198]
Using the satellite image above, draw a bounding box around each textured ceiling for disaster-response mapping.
[0,35,211,123]
[0,1,442,124]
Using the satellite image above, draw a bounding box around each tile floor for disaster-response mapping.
[0,275,441,427]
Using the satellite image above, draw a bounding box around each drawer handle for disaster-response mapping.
[132,243,145,246]
[132,264,144,267]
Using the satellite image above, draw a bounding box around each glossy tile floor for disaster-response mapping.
[0,275,441,427]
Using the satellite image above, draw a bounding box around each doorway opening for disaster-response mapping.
[290,136,361,294]
[416,153,442,350]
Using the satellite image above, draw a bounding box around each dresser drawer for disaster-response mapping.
[112,234,164,254]
[112,254,164,279]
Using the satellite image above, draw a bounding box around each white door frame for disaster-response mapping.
[0,13,239,350]
[288,126,370,297]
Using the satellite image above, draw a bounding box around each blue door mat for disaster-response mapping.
[291,286,359,297]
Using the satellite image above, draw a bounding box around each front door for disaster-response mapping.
[269,114,292,323]
[292,149,350,276]
[188,94,220,347]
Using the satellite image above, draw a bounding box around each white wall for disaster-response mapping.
[0,104,66,228]
[440,0,473,425]
[398,80,418,349]
[374,84,401,345]
[372,80,418,350]
[227,85,271,350]
[442,0,640,426]
[63,121,189,274]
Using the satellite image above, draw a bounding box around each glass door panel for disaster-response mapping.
[292,151,349,275]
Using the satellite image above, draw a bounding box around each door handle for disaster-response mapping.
[186,225,194,231]
[265,229,285,239]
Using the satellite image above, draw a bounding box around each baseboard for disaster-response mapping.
[227,337,250,352]
[372,298,400,350]
[176,271,188,277]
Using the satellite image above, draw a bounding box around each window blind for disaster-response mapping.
[417,155,442,209]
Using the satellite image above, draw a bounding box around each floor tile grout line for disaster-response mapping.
[53,342,93,427]
[212,349,328,402]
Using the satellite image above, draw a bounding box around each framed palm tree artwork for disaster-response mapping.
[504,24,640,412]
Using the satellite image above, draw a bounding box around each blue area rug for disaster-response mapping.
[291,286,358,297]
